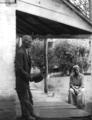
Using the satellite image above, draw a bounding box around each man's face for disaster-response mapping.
[23,39,32,49]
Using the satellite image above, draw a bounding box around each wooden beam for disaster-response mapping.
[36,17,56,34]
[17,14,39,34]
[17,0,92,33]
[32,34,91,39]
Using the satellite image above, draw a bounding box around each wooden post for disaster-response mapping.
[89,35,92,74]
[44,38,48,93]
[89,39,91,73]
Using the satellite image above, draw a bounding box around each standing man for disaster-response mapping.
[15,35,36,120]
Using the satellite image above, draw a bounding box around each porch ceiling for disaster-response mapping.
[16,10,91,38]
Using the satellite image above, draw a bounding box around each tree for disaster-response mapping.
[54,41,74,75]
[31,39,58,73]
[54,41,89,75]
[48,48,59,72]
[31,39,45,71]
[30,39,90,75]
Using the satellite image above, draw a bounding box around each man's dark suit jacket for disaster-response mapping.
[15,46,31,91]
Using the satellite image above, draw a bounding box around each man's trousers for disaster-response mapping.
[16,87,35,119]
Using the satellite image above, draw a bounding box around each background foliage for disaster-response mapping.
[31,39,90,75]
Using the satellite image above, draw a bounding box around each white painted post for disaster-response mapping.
[0,3,16,119]
[0,4,16,97]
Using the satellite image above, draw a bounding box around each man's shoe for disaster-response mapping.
[32,113,39,118]
[27,116,36,120]
[32,115,39,120]
[16,116,26,120]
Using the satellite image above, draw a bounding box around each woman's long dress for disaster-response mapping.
[68,73,85,108]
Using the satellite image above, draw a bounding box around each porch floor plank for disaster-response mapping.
[34,102,91,120]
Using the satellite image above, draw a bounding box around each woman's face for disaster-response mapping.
[73,68,79,75]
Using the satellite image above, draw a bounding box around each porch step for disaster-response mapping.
[34,102,92,120]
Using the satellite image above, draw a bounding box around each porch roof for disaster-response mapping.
[16,0,92,38]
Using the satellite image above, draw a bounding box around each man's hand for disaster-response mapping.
[30,73,43,83]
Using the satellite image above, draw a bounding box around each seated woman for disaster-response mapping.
[68,65,85,109]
